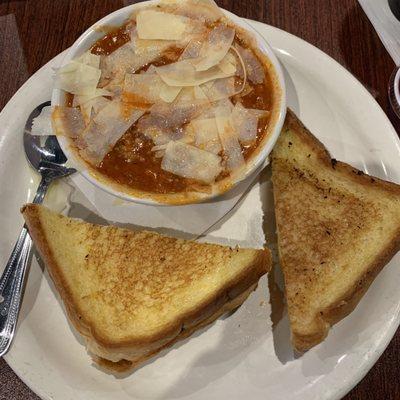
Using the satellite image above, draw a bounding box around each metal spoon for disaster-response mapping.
[389,67,400,119]
[0,101,76,357]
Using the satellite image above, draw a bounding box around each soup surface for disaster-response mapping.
[54,0,277,196]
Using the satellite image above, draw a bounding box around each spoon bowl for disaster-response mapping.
[23,101,68,170]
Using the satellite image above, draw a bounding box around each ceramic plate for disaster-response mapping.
[0,16,399,400]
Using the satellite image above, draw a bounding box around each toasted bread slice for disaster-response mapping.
[271,109,400,352]
[21,204,270,372]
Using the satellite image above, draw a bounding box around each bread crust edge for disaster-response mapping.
[274,109,400,352]
[283,109,400,196]
[21,204,271,365]
[292,229,400,352]
[96,282,258,373]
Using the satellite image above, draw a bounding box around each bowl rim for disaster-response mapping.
[51,1,287,206]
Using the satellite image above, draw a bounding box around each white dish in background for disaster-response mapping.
[0,18,399,400]
[51,3,287,205]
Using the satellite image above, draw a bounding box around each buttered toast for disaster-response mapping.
[271,109,400,351]
[22,204,271,372]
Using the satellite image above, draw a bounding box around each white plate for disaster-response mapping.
[1,19,400,400]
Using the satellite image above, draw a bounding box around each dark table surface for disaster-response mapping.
[0,1,399,399]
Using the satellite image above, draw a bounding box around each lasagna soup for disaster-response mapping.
[53,0,282,203]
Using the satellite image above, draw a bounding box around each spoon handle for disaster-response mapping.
[0,176,51,357]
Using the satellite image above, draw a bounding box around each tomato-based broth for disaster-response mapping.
[57,3,277,196]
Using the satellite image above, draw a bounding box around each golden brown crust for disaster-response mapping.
[20,205,96,343]
[293,226,400,351]
[283,109,400,196]
[315,225,400,328]
[96,282,258,373]
[21,204,271,367]
[89,248,269,350]
[272,109,400,352]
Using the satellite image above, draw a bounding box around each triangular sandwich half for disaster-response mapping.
[22,204,270,371]
[271,109,400,351]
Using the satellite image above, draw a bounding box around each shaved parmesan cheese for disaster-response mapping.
[149,100,207,129]
[161,141,222,183]
[151,134,194,152]
[124,72,182,104]
[138,99,207,145]
[201,77,236,101]
[76,51,101,69]
[73,88,111,123]
[100,43,136,82]
[179,39,203,60]
[147,66,184,102]
[140,112,199,146]
[160,0,224,23]
[141,126,172,146]
[131,26,192,58]
[81,97,110,125]
[214,102,245,171]
[78,102,95,125]
[155,60,195,86]
[193,25,235,71]
[175,86,208,102]
[55,61,101,96]
[101,80,123,97]
[55,107,86,139]
[195,106,219,120]
[175,87,198,102]
[231,102,267,143]
[234,44,264,84]
[214,98,235,113]
[181,129,196,144]
[137,116,180,145]
[56,51,101,96]
[73,88,111,107]
[151,143,170,152]
[133,37,176,57]
[155,54,235,87]
[229,46,247,95]
[91,97,111,115]
[159,85,183,103]
[193,85,208,100]
[151,138,194,158]
[31,106,53,136]
[190,0,223,21]
[218,53,237,75]
[79,101,144,165]
[191,117,222,154]
[153,100,208,125]
[136,10,192,40]
[101,41,166,89]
